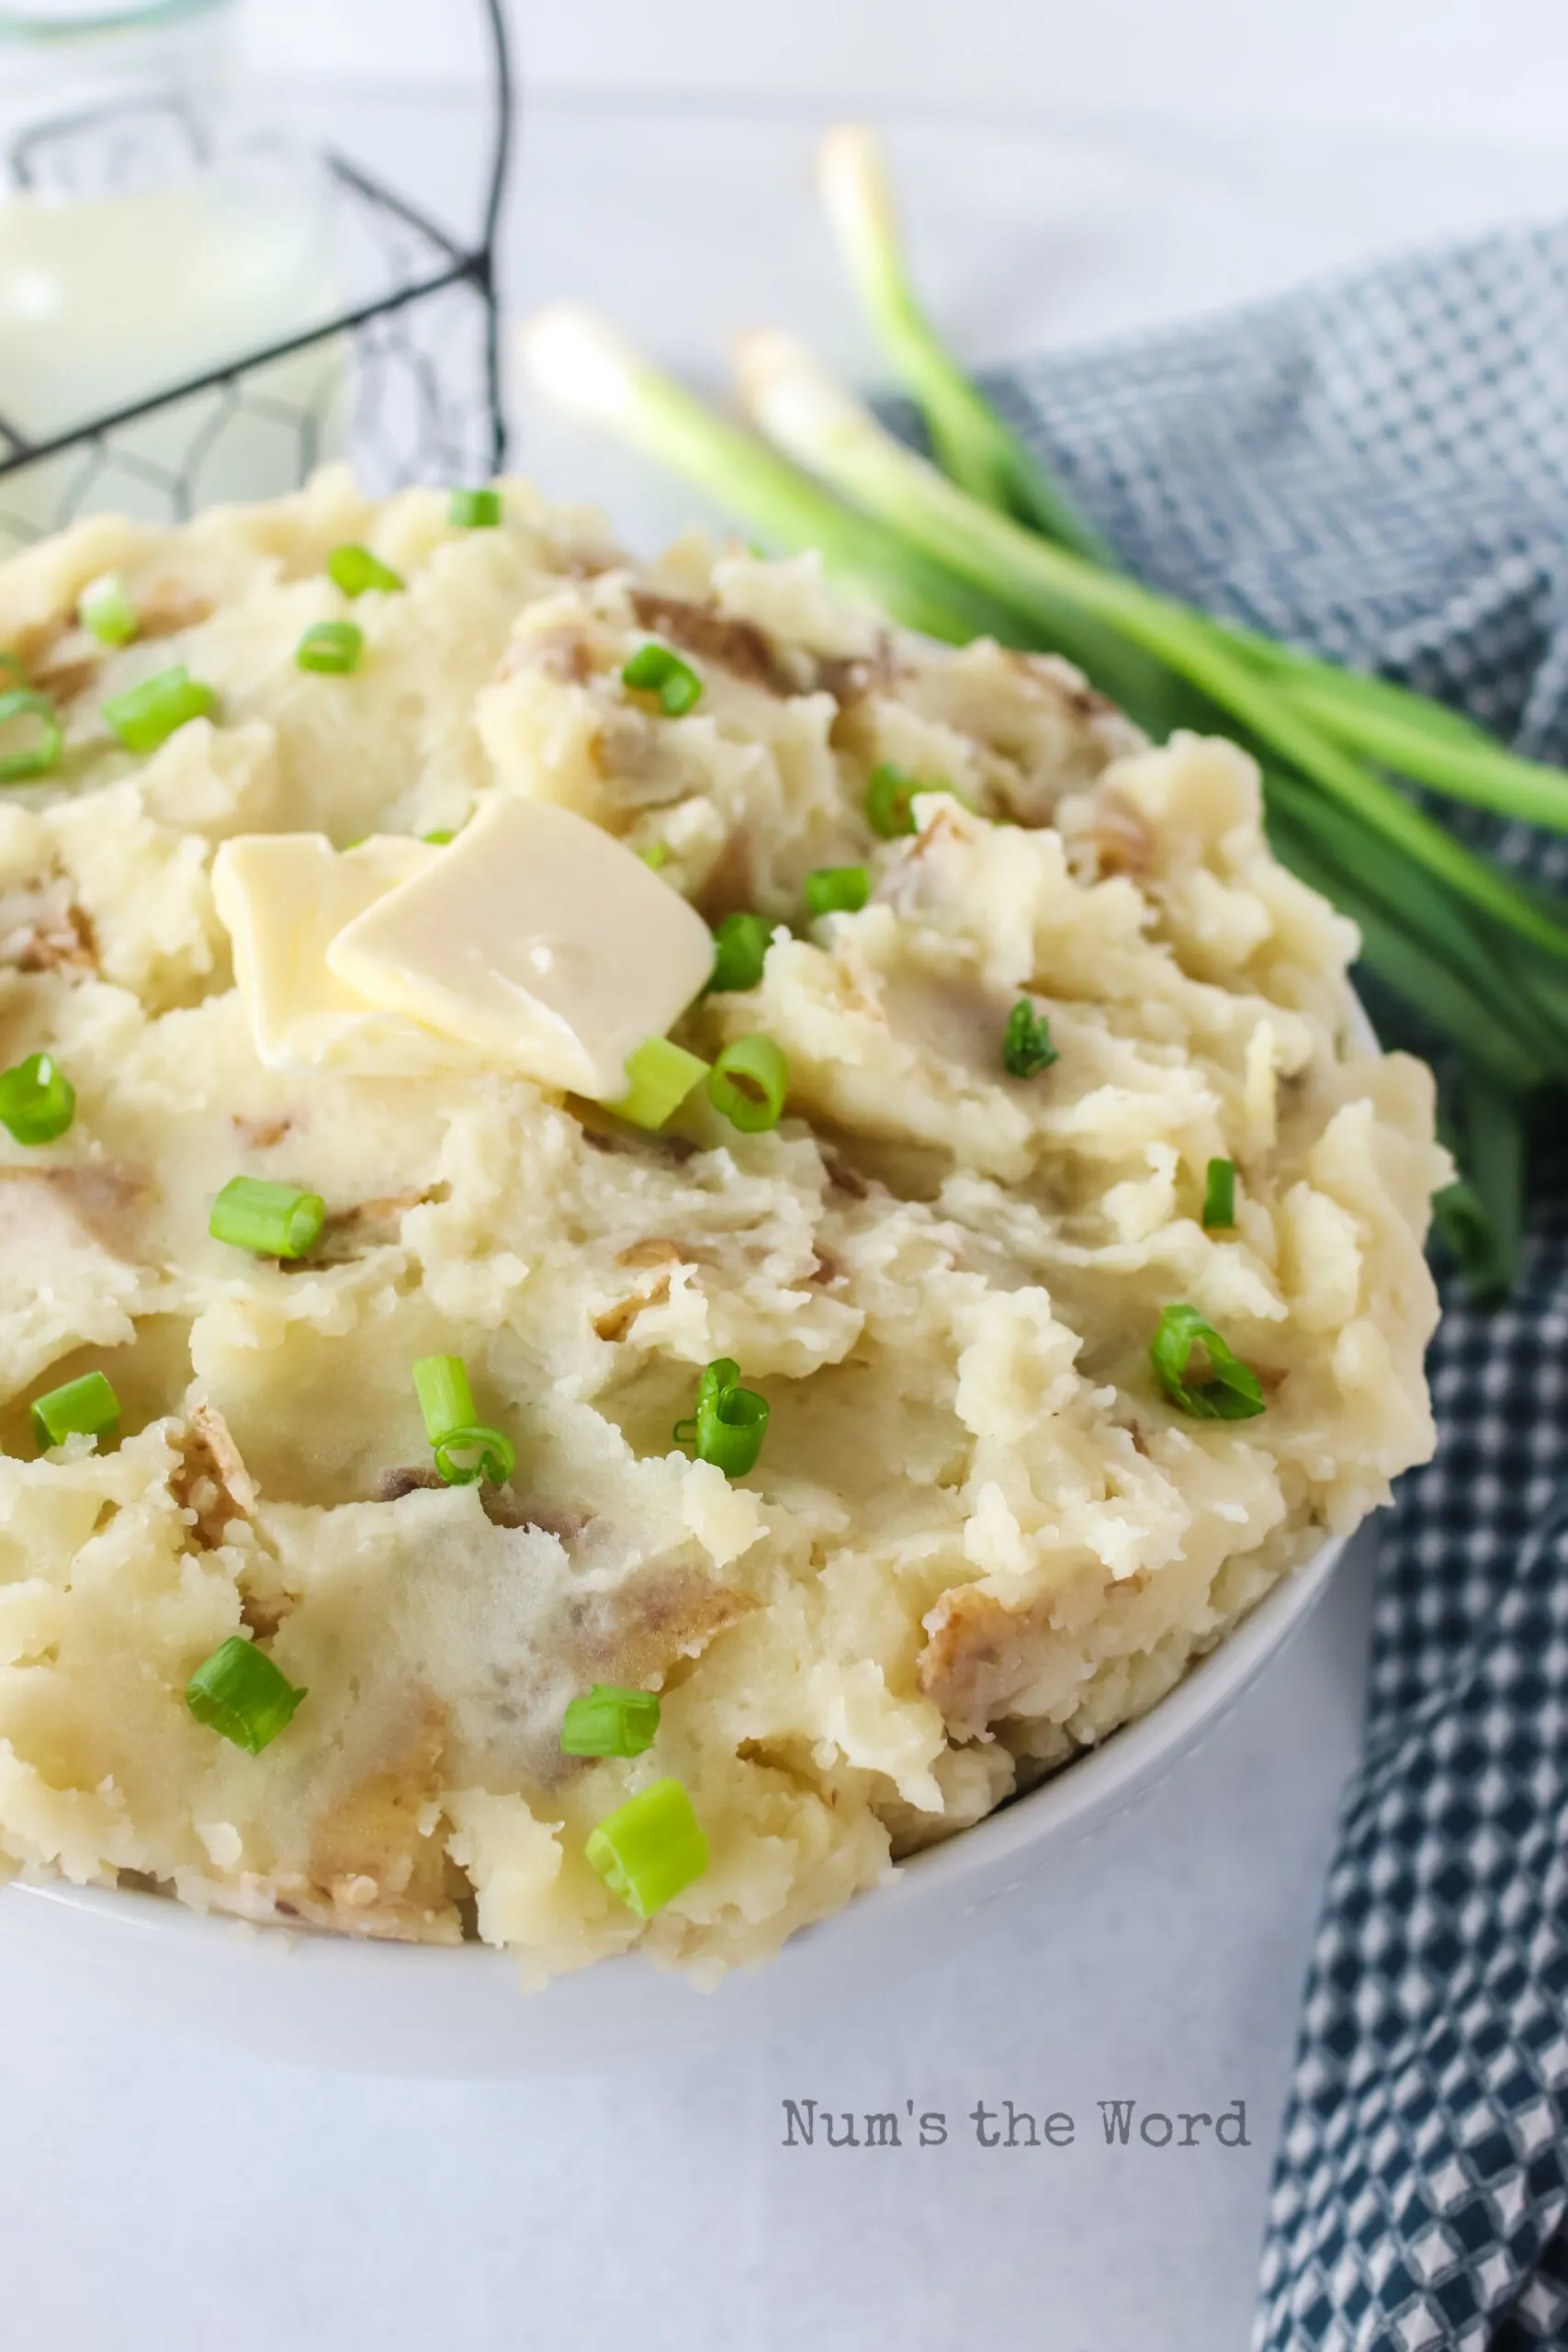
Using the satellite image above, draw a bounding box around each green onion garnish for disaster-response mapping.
[804,864,870,919]
[0,688,63,783]
[449,487,502,528]
[708,1034,788,1133]
[186,1634,307,1756]
[327,544,404,598]
[705,910,772,994]
[297,619,364,675]
[422,828,455,845]
[1001,999,1058,1079]
[621,640,704,717]
[78,571,138,648]
[0,1051,74,1144]
[637,841,671,872]
[1149,1303,1265,1420]
[561,1683,661,1758]
[209,1175,325,1260]
[864,762,923,838]
[584,1776,709,1917]
[412,1352,515,1487]
[0,650,23,683]
[30,1370,119,1452]
[101,665,216,752]
[612,1036,711,1131]
[674,1355,770,1477]
[1202,1158,1236,1229]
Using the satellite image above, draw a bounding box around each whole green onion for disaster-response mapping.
[1202,1158,1236,1229]
[328,544,404,597]
[449,487,502,528]
[0,1051,74,1144]
[561,1683,661,1758]
[584,1776,709,1917]
[78,571,138,648]
[622,640,704,717]
[101,665,216,753]
[804,865,869,918]
[1001,999,1058,1079]
[297,620,364,675]
[708,1035,788,1132]
[612,1036,711,1131]
[1149,1303,1264,1420]
[0,689,63,783]
[412,1352,515,1487]
[186,1634,306,1756]
[209,1175,325,1260]
[864,762,923,837]
[30,1370,118,1452]
[705,910,772,994]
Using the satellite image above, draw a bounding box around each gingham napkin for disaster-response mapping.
[979,222,1568,2350]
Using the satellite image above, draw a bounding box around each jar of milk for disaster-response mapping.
[0,0,343,544]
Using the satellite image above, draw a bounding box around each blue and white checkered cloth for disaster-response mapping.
[983,221,1568,2350]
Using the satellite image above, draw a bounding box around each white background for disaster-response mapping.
[5,6,1563,2347]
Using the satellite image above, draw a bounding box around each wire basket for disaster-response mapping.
[0,0,513,551]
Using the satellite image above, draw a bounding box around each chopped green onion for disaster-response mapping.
[705,910,772,994]
[297,619,364,675]
[637,841,671,872]
[78,571,138,648]
[422,828,455,845]
[864,762,923,837]
[209,1175,325,1260]
[101,664,216,752]
[584,1776,709,1917]
[612,1036,710,1131]
[0,650,23,684]
[412,1352,515,1486]
[561,1683,660,1758]
[621,640,704,717]
[708,1035,788,1133]
[1149,1303,1265,1420]
[1001,999,1058,1079]
[0,688,63,783]
[674,1355,771,1477]
[0,1051,74,1144]
[327,544,404,598]
[186,1634,306,1756]
[449,487,502,528]
[805,864,870,918]
[1202,1158,1236,1229]
[30,1370,118,1452]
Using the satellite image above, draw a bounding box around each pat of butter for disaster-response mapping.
[324,796,715,1098]
[212,833,479,1076]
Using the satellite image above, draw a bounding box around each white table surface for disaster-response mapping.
[5,80,1565,2352]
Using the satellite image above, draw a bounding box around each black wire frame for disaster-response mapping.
[0,0,515,530]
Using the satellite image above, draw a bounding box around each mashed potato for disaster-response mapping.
[0,469,1444,1987]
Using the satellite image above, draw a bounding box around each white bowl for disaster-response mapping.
[0,1523,1348,2075]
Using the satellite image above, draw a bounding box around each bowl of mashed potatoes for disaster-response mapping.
[0,471,1443,2051]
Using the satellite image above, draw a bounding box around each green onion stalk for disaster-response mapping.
[518,140,1568,1298]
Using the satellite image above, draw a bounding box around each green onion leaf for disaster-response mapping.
[864,762,923,837]
[708,1035,788,1132]
[0,1050,73,1144]
[297,619,364,675]
[327,544,404,598]
[209,1175,325,1260]
[421,828,455,845]
[677,1354,771,1477]
[804,865,869,918]
[449,487,502,528]
[101,664,217,752]
[1201,1158,1236,1229]
[433,1424,516,1487]
[186,1634,306,1756]
[30,1370,118,1452]
[621,640,704,717]
[78,571,138,648]
[705,910,772,994]
[0,688,63,783]
[1149,1302,1265,1420]
[412,1353,515,1486]
[1001,999,1058,1079]
[612,1036,710,1131]
[561,1683,660,1758]
[584,1776,709,1917]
